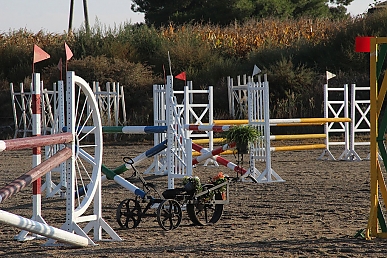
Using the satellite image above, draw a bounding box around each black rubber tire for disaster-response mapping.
[187,191,224,226]
[116,198,142,229]
[156,199,182,231]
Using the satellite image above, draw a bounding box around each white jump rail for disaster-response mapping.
[0,210,88,247]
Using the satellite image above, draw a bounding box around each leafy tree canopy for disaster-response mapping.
[131,0,354,27]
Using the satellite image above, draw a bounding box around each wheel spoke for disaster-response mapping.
[77,148,96,166]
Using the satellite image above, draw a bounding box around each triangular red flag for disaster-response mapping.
[175,71,186,81]
[65,42,73,61]
[33,44,50,64]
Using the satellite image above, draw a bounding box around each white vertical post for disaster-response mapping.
[319,83,333,160]
[227,76,233,118]
[113,82,118,127]
[338,84,350,160]
[10,83,18,138]
[248,74,284,183]
[183,85,190,140]
[208,86,214,155]
[106,82,111,126]
[21,83,28,138]
[166,76,175,189]
[65,71,76,235]
[40,81,47,135]
[58,81,67,192]
[120,84,127,124]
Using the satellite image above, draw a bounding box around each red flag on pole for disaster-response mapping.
[355,36,372,53]
[65,42,73,61]
[33,44,50,64]
[175,71,186,81]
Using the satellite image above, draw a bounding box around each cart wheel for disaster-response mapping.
[156,199,182,231]
[116,198,142,229]
[187,190,224,226]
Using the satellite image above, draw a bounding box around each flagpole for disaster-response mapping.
[167,51,172,76]
[57,58,63,81]
[163,65,166,84]
[32,46,35,74]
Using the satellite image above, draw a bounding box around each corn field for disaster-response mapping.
[0,17,355,64]
[161,17,352,56]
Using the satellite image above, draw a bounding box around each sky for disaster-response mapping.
[0,0,376,34]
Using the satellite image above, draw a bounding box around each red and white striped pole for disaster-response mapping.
[192,142,247,175]
[184,124,231,132]
[32,74,43,223]
[192,141,235,164]
[0,147,72,204]
[0,133,73,152]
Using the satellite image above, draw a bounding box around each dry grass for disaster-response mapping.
[161,17,351,56]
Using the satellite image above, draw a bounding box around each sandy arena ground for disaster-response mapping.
[0,143,386,257]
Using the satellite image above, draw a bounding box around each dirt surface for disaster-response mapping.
[0,143,386,257]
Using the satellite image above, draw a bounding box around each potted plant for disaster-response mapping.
[223,125,260,154]
[182,176,202,194]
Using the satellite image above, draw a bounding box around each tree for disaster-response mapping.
[131,0,247,27]
[131,0,353,27]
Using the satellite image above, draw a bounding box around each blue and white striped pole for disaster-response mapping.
[70,126,168,134]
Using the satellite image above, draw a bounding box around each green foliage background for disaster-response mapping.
[131,0,351,27]
[1,12,386,137]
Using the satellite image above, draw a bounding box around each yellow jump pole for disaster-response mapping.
[270,134,326,140]
[214,118,350,126]
[366,37,376,238]
[270,144,326,152]
[367,36,379,239]
[191,134,325,147]
[192,138,226,144]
